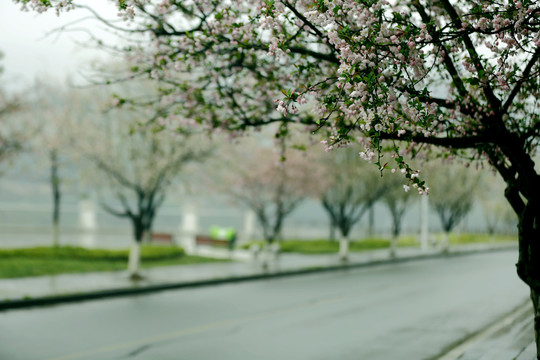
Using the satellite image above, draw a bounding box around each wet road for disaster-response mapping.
[0,251,529,360]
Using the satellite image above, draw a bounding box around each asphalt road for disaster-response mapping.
[0,251,530,360]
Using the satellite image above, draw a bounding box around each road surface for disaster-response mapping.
[0,251,530,360]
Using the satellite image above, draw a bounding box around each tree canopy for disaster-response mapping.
[17,2,539,179]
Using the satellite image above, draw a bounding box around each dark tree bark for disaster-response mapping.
[50,150,61,248]
[489,134,540,358]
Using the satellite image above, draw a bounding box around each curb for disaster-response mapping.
[0,244,517,311]
[432,298,532,360]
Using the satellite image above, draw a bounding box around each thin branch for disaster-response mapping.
[378,131,492,149]
[89,155,139,192]
[100,201,130,218]
[413,2,468,98]
[503,47,540,114]
[439,0,501,110]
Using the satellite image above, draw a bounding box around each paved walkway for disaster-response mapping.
[0,241,536,359]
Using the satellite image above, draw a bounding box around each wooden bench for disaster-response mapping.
[195,235,231,248]
[150,232,174,244]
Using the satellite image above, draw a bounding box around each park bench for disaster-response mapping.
[150,232,174,244]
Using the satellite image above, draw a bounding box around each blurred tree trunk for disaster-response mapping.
[338,235,349,261]
[50,150,61,248]
[367,204,374,238]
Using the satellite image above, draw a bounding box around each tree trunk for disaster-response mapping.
[128,241,142,280]
[530,288,540,358]
[515,200,540,358]
[50,150,61,248]
[260,242,272,270]
[339,236,349,261]
[129,217,144,280]
[440,231,450,253]
[52,222,60,249]
[132,217,145,243]
[367,204,374,237]
[389,206,403,259]
[389,236,398,259]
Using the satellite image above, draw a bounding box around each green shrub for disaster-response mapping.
[448,233,517,244]
[349,239,391,251]
[0,245,225,279]
[279,239,391,254]
[0,245,185,261]
[396,236,418,247]
[280,240,338,254]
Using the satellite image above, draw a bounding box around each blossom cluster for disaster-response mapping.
[15,0,540,193]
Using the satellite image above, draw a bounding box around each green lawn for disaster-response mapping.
[0,245,227,279]
[243,238,409,254]
[279,239,392,254]
[243,233,517,255]
[447,233,517,244]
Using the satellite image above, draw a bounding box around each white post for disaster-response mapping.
[420,195,429,252]
[78,198,97,248]
[180,205,198,253]
[79,198,97,229]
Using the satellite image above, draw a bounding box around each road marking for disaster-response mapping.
[46,295,347,360]
[437,299,532,360]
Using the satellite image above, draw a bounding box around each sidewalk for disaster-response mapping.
[0,241,535,359]
[438,298,536,360]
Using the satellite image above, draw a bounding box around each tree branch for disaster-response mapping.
[503,47,540,114]
[100,201,130,218]
[281,0,338,61]
[439,0,501,111]
[378,131,492,149]
[413,2,468,98]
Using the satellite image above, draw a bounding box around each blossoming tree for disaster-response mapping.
[206,134,324,266]
[15,0,540,355]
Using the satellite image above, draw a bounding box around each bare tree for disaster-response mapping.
[23,80,89,247]
[380,173,415,258]
[69,104,210,279]
[479,174,518,241]
[208,133,323,265]
[319,147,386,261]
[427,164,481,252]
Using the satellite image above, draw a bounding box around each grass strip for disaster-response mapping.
[242,234,516,255]
[0,245,227,279]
